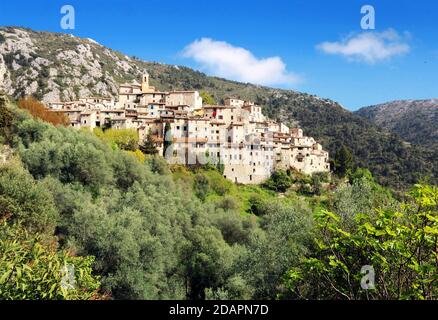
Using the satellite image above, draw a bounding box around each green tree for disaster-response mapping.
[263,170,292,192]
[285,184,438,300]
[333,145,355,177]
[242,200,313,299]
[310,174,323,195]
[0,160,58,235]
[194,173,210,201]
[139,129,158,155]
[0,99,15,144]
[0,220,102,300]
[93,128,139,151]
[200,91,217,105]
[332,168,394,230]
[183,226,235,300]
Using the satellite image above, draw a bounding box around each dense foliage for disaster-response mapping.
[139,129,159,155]
[0,220,102,300]
[93,128,139,152]
[200,91,217,105]
[1,99,437,300]
[1,101,315,299]
[356,99,438,149]
[285,183,438,300]
[18,97,70,126]
[1,27,435,190]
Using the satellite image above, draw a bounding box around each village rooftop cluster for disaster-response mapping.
[48,72,330,184]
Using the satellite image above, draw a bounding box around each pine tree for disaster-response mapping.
[334,145,354,177]
[139,129,158,155]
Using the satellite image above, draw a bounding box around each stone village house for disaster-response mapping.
[48,72,330,184]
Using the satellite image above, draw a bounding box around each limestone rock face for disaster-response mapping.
[0,27,146,103]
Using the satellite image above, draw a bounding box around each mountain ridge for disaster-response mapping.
[0,26,436,188]
[356,99,438,148]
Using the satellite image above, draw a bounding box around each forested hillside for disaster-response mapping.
[1,95,437,300]
[0,97,315,299]
[0,26,436,189]
[356,99,438,148]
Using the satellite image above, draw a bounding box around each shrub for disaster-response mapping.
[285,184,438,300]
[0,161,58,234]
[0,220,102,300]
[200,91,217,105]
[94,128,139,151]
[194,173,210,201]
[0,99,16,143]
[263,170,292,192]
[18,97,70,126]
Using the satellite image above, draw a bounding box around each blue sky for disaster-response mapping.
[0,0,437,110]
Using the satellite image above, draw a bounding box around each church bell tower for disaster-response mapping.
[141,71,150,93]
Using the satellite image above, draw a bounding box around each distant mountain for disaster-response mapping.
[0,26,436,188]
[356,99,438,149]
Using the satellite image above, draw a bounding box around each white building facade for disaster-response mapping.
[47,74,330,184]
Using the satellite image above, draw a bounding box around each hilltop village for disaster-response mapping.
[48,73,330,184]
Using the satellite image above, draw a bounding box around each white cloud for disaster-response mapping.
[317,29,410,64]
[182,38,300,86]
